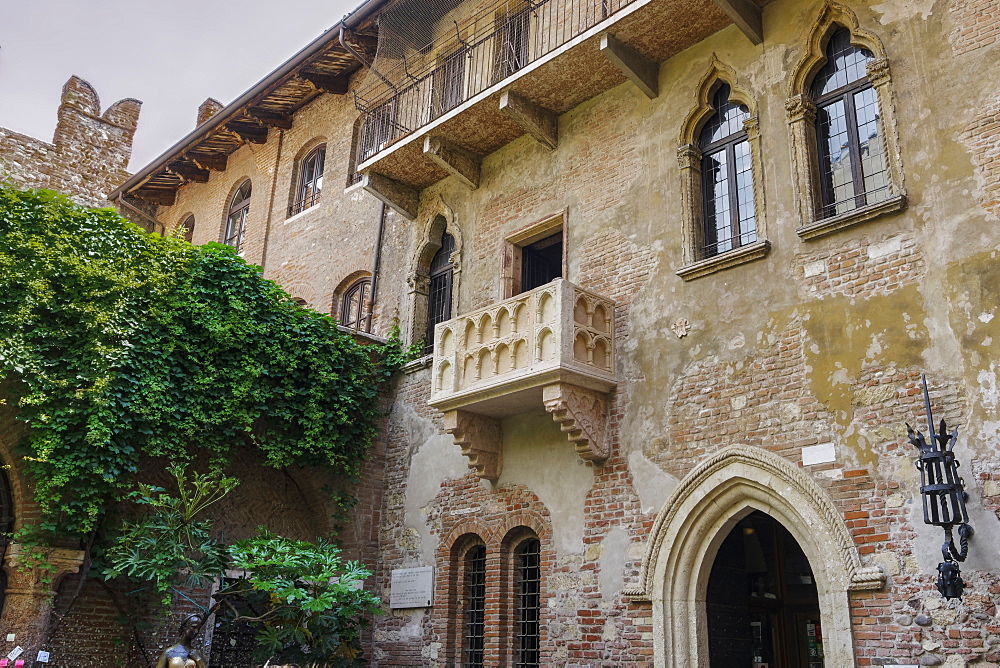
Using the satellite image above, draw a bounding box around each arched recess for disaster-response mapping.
[636,445,883,667]
[405,195,463,347]
[676,57,768,272]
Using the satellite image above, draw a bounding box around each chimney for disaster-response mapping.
[197,98,224,127]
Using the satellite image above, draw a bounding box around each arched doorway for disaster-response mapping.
[635,446,884,667]
[0,461,14,615]
[706,510,823,667]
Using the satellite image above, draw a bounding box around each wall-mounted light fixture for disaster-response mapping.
[907,374,974,600]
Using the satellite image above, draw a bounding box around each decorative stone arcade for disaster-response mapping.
[429,278,617,480]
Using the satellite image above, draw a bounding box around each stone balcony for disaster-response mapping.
[429,279,616,480]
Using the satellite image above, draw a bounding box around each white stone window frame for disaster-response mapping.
[786,3,906,241]
[676,58,770,281]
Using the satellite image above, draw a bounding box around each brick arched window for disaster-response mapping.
[181,214,195,243]
[511,536,541,666]
[224,180,252,250]
[698,84,756,259]
[340,277,372,331]
[291,145,325,216]
[812,27,889,219]
[462,543,487,667]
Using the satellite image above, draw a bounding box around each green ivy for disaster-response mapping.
[0,186,408,539]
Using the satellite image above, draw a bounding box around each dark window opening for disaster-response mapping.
[224,180,251,251]
[426,232,455,352]
[706,511,823,668]
[812,27,889,219]
[520,232,562,293]
[463,545,487,668]
[494,8,529,83]
[209,579,268,668]
[698,84,756,260]
[182,215,195,243]
[513,538,541,667]
[291,145,325,216]
[432,50,467,119]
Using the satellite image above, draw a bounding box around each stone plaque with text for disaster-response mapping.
[389,566,434,609]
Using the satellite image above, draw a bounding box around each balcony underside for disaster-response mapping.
[359,0,769,192]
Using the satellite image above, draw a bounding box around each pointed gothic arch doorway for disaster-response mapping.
[707,510,824,667]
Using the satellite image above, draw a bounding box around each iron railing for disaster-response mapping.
[354,0,636,163]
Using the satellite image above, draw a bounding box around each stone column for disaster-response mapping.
[0,543,85,661]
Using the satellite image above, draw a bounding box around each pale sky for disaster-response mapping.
[0,0,361,170]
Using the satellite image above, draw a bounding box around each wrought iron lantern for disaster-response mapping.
[907,375,974,599]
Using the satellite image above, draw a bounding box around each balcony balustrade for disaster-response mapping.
[429,279,616,480]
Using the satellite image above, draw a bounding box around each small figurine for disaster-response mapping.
[156,614,208,668]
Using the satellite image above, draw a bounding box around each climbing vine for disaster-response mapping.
[0,186,409,539]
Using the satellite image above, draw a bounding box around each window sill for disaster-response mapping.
[676,239,771,281]
[402,354,434,374]
[284,204,321,225]
[797,194,906,241]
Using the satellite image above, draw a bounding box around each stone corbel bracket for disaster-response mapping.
[443,410,503,481]
[543,383,609,462]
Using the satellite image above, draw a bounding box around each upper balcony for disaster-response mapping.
[355,0,769,216]
[428,279,616,480]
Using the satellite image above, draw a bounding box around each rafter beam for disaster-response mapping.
[247,109,293,129]
[188,153,228,171]
[133,188,176,207]
[226,123,268,144]
[362,172,419,220]
[299,71,350,95]
[499,91,558,150]
[423,136,481,189]
[167,161,210,183]
[600,33,659,99]
[712,0,763,45]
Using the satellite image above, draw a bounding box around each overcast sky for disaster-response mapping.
[1,0,360,170]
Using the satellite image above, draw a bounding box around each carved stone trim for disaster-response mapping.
[796,194,906,240]
[675,239,770,281]
[542,383,609,462]
[639,445,883,667]
[443,410,502,481]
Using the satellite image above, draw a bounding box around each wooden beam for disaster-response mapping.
[247,109,293,129]
[226,123,268,144]
[362,173,419,220]
[133,188,176,207]
[499,91,558,150]
[167,161,210,183]
[600,33,658,99]
[712,0,763,45]
[423,136,481,189]
[300,71,350,95]
[188,153,228,171]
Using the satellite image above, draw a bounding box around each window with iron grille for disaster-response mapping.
[426,232,455,352]
[224,181,251,251]
[462,545,487,668]
[513,538,541,667]
[699,84,756,260]
[208,578,268,668]
[182,214,195,243]
[813,27,889,220]
[291,145,325,216]
[340,277,372,331]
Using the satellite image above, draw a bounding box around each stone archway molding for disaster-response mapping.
[628,445,883,667]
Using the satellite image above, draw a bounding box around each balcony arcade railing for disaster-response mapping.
[429,279,616,415]
[355,0,638,163]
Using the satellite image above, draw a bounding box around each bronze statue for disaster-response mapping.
[156,614,208,668]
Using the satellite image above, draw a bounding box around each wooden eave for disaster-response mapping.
[117,36,367,205]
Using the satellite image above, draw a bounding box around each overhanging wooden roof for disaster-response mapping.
[111,9,384,206]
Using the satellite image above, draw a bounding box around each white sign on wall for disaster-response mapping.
[389,567,434,609]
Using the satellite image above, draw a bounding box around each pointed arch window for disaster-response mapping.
[699,84,757,259]
[181,214,195,243]
[224,180,251,251]
[426,232,455,352]
[812,28,890,219]
[291,145,325,216]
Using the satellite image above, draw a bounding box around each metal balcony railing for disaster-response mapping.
[429,279,616,413]
[354,0,638,163]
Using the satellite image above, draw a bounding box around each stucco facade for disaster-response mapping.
[6,0,1000,664]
